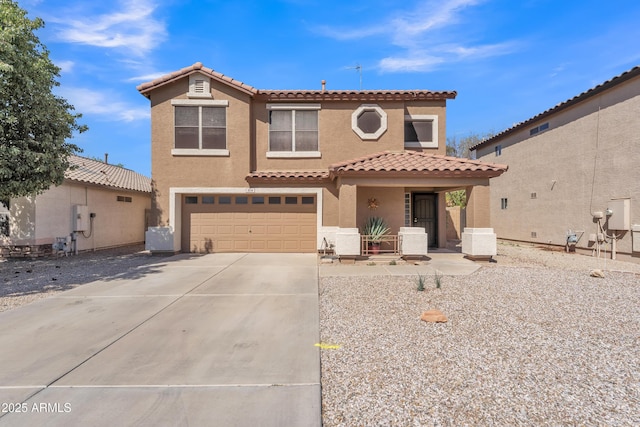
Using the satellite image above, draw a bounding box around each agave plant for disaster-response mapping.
[362,216,390,243]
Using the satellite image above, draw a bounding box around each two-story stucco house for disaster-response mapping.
[472,66,640,263]
[138,62,507,255]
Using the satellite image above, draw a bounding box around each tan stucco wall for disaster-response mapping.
[253,100,447,172]
[6,182,150,251]
[476,75,640,260]
[356,187,406,235]
[149,78,253,226]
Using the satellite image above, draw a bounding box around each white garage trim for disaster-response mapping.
[169,187,324,252]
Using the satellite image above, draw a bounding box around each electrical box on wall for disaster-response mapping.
[73,205,89,232]
[607,199,630,230]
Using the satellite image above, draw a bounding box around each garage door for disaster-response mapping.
[182,194,316,253]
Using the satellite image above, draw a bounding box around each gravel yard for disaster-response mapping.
[320,243,640,426]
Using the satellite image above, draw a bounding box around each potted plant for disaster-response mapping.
[362,217,390,254]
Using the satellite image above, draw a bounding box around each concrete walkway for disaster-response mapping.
[320,251,482,277]
[0,253,321,427]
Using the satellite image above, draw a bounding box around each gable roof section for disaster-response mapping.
[137,62,257,97]
[66,155,152,193]
[472,65,640,151]
[329,151,508,179]
[138,63,456,101]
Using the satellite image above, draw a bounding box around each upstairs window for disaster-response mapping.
[405,115,438,148]
[267,104,320,158]
[352,104,387,140]
[171,99,229,156]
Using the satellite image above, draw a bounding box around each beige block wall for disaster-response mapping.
[7,182,150,250]
[476,76,640,259]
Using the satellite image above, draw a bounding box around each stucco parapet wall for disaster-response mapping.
[461,228,497,257]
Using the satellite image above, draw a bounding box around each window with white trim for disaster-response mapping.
[172,99,229,156]
[404,114,438,148]
[267,104,321,158]
[352,104,387,140]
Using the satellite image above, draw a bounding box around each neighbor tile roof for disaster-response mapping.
[137,62,257,96]
[329,151,508,178]
[66,155,152,193]
[472,65,640,151]
[138,63,456,101]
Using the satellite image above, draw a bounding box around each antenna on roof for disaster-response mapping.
[345,63,362,91]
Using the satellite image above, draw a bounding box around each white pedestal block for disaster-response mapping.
[318,226,340,252]
[399,227,428,256]
[461,227,497,258]
[335,228,361,256]
[145,227,176,253]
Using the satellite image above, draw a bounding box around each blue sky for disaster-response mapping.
[19,0,640,176]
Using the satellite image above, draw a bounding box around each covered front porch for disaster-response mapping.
[323,151,508,258]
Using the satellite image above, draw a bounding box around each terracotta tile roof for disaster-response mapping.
[66,155,152,193]
[255,90,457,102]
[137,62,257,97]
[329,151,508,178]
[137,63,456,101]
[247,170,330,182]
[472,65,640,151]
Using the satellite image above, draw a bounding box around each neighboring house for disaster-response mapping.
[137,62,507,254]
[472,66,640,263]
[0,155,152,257]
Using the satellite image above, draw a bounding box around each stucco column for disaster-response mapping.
[338,182,358,229]
[465,185,491,228]
[437,192,447,248]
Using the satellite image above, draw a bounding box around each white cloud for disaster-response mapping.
[316,0,514,73]
[58,87,150,122]
[378,41,516,72]
[125,71,171,83]
[379,53,445,73]
[55,60,75,73]
[53,0,166,56]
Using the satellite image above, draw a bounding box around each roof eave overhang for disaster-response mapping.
[329,169,507,180]
[64,178,152,194]
[138,69,256,98]
[254,91,457,102]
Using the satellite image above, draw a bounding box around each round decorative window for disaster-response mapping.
[352,104,387,140]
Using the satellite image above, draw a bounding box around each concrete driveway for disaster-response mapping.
[0,253,321,426]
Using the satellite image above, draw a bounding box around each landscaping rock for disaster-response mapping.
[421,309,448,323]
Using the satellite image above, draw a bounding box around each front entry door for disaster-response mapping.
[412,193,437,247]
